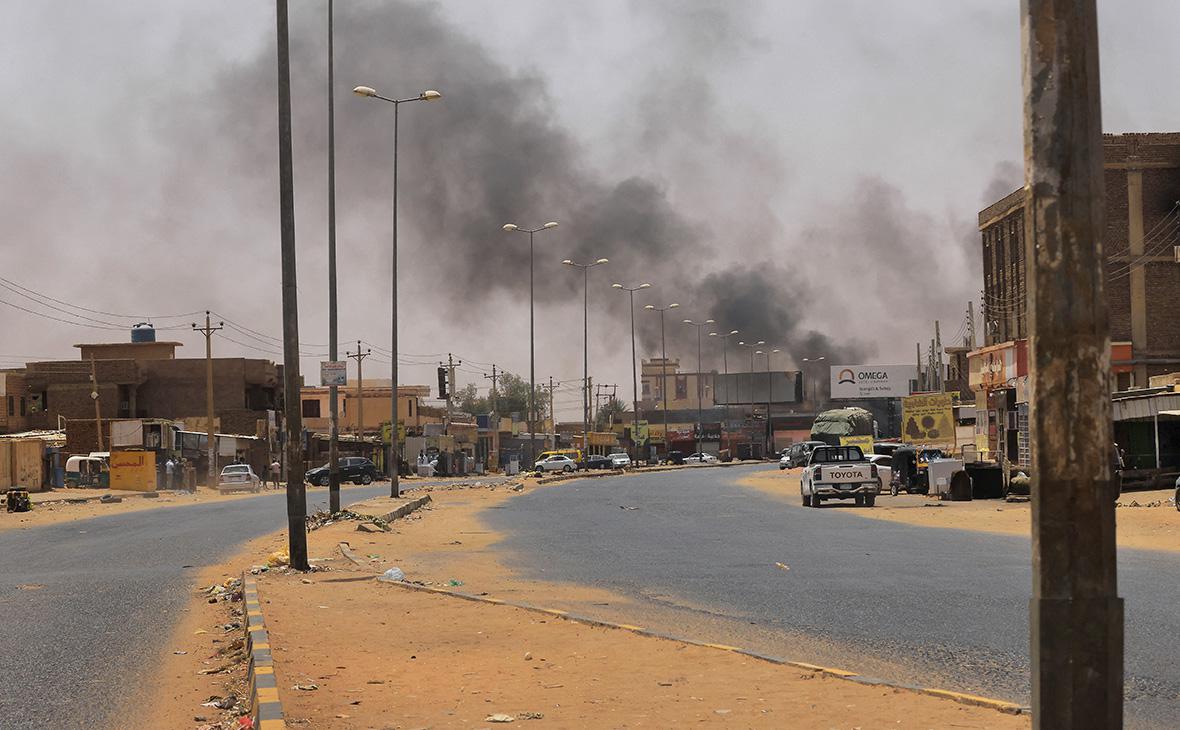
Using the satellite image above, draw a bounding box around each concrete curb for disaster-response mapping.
[535,460,756,485]
[376,577,1029,717]
[242,575,287,730]
[374,494,431,522]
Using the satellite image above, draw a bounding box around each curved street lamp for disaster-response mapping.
[612,282,652,464]
[353,83,442,497]
[682,318,716,456]
[644,302,680,461]
[709,329,740,441]
[564,257,610,454]
[502,221,560,466]
[755,348,782,455]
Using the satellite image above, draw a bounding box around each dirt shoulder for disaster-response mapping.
[139,477,1028,729]
[741,468,1180,552]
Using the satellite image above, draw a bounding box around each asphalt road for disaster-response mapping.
[0,483,399,729]
[482,464,1180,729]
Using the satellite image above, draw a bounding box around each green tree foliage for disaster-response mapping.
[594,397,631,430]
[453,371,547,420]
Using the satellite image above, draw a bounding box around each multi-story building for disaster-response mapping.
[970,132,1180,466]
[298,380,433,436]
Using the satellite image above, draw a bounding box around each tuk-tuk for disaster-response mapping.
[889,447,926,495]
[65,456,109,488]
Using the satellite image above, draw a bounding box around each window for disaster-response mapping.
[301,399,321,418]
[19,397,26,416]
[675,376,688,400]
[6,396,12,417]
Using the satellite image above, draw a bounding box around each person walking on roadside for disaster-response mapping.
[269,459,281,489]
[164,458,176,491]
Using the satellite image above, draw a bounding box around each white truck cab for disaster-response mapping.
[801,445,880,508]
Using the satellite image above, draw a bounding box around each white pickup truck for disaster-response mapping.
[800,445,879,507]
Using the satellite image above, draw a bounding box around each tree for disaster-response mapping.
[453,370,547,421]
[594,397,630,430]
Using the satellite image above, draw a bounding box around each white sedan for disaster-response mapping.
[683,452,719,465]
[867,454,893,492]
[608,452,631,468]
[534,454,578,473]
[219,464,261,492]
[779,450,792,470]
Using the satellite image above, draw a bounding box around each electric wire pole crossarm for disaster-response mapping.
[563,256,610,455]
[192,312,224,488]
[502,221,559,470]
[352,83,442,498]
[612,281,652,464]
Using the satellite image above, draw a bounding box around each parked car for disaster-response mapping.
[305,457,380,486]
[584,454,613,470]
[800,445,879,507]
[665,450,686,465]
[219,464,261,492]
[608,452,631,469]
[866,454,893,491]
[778,449,791,470]
[782,441,827,468]
[535,454,578,473]
[683,452,719,464]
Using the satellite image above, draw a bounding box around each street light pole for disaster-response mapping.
[757,348,781,455]
[682,318,715,456]
[802,355,826,410]
[353,84,442,498]
[563,257,610,457]
[645,302,680,461]
[503,222,559,470]
[736,340,765,457]
[613,282,652,465]
[326,0,342,513]
[709,329,740,452]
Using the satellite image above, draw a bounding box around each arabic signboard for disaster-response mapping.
[320,360,348,387]
[901,393,956,448]
[830,365,915,399]
[839,435,875,456]
[109,450,156,492]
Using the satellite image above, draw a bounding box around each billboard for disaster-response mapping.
[830,364,915,399]
[712,371,802,405]
[320,360,347,387]
[901,393,955,448]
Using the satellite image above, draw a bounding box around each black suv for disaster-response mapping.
[305,457,380,486]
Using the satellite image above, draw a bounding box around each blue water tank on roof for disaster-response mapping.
[131,322,156,343]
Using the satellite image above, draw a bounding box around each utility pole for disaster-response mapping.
[916,342,923,392]
[275,0,308,571]
[192,312,223,488]
[443,353,460,435]
[325,0,342,514]
[934,320,943,390]
[1023,1,1121,726]
[968,301,977,349]
[584,375,592,449]
[89,355,104,452]
[545,376,557,449]
[483,365,499,415]
[347,342,371,440]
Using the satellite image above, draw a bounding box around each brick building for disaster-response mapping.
[979,132,1180,388]
[6,339,281,437]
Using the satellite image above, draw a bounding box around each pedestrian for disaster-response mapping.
[269,459,281,489]
[164,457,176,491]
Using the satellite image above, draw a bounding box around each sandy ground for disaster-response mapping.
[133,479,1031,729]
[741,468,1180,552]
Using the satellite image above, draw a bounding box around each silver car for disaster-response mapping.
[608,452,631,468]
[534,455,577,473]
[219,464,261,492]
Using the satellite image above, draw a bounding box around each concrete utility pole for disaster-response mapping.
[916,342,923,392]
[347,342,370,440]
[545,376,557,449]
[934,320,943,390]
[1023,1,1122,726]
[443,353,460,435]
[325,0,342,514]
[483,365,498,415]
[275,0,309,571]
[192,312,223,488]
[89,355,104,452]
[967,301,977,348]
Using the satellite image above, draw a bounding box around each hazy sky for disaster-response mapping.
[2,1,1178,420]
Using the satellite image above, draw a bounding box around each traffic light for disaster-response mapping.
[438,366,449,399]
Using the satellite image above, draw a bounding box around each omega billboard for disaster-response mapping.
[829,364,916,399]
